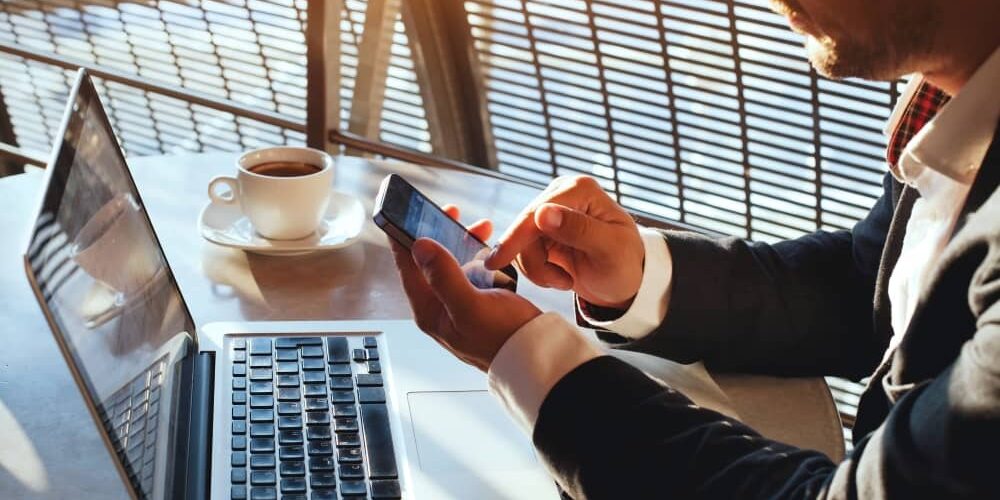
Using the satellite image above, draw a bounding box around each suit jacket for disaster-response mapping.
[534,130,1000,499]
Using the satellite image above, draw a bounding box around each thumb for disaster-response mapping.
[411,238,478,315]
[534,203,616,255]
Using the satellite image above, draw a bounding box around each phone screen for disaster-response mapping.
[376,175,516,291]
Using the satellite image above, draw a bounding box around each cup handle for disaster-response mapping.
[208,176,239,205]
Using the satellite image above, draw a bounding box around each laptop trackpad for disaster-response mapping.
[407,391,538,472]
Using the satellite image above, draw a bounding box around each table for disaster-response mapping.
[0,153,574,499]
[0,153,844,499]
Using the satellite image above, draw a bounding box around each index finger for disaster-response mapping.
[483,208,542,270]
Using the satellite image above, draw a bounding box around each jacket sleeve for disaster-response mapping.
[535,311,1000,500]
[618,173,900,379]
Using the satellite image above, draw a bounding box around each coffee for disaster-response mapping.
[249,161,323,178]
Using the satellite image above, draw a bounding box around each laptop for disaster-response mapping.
[23,69,561,500]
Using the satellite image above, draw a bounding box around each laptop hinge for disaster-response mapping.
[185,352,215,500]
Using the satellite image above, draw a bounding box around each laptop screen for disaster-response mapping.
[24,71,195,499]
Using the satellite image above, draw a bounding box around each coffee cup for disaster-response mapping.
[208,146,335,240]
[71,193,163,297]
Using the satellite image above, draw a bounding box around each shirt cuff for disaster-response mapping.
[577,227,673,339]
[487,312,603,433]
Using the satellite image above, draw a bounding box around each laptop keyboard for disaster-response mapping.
[100,356,168,499]
[230,336,401,500]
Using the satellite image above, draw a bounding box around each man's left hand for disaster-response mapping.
[389,207,542,372]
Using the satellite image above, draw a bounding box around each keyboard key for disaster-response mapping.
[278,430,304,445]
[301,358,324,371]
[363,337,377,348]
[368,361,382,373]
[359,387,386,404]
[249,355,272,368]
[339,463,364,479]
[250,395,274,408]
[309,457,336,471]
[352,349,367,362]
[231,485,247,500]
[232,436,247,451]
[278,402,302,415]
[356,374,383,387]
[233,364,247,377]
[280,477,307,493]
[279,445,305,460]
[307,426,332,441]
[301,345,324,358]
[328,364,352,377]
[302,371,325,384]
[371,479,402,499]
[249,409,274,423]
[249,381,273,395]
[250,469,277,485]
[233,339,247,350]
[303,384,326,398]
[329,377,353,390]
[307,441,334,456]
[233,391,248,405]
[311,489,337,500]
[249,486,276,500]
[333,404,357,418]
[360,403,398,478]
[306,411,330,426]
[330,390,355,403]
[336,433,361,448]
[250,423,275,437]
[278,415,303,430]
[275,349,298,362]
[326,337,350,364]
[249,369,273,381]
[232,451,247,467]
[250,454,276,469]
[231,468,247,484]
[233,420,247,435]
[280,460,305,477]
[334,417,359,433]
[337,448,363,464]
[340,480,367,496]
[366,348,379,360]
[275,362,298,374]
[304,397,328,411]
[233,377,248,390]
[277,387,301,401]
[233,350,247,363]
[250,438,275,453]
[277,337,323,348]
[249,339,272,356]
[276,374,300,387]
[309,472,337,489]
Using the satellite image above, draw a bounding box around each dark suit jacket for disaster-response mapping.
[535,130,1000,499]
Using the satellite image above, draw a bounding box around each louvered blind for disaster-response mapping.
[466,0,904,241]
[0,0,430,158]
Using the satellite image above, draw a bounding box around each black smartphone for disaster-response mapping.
[373,174,518,291]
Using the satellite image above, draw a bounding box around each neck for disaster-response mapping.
[921,0,1000,95]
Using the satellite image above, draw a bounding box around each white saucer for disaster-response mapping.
[198,190,365,255]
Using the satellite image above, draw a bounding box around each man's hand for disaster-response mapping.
[389,206,542,372]
[484,175,644,310]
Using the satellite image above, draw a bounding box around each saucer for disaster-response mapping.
[198,190,365,255]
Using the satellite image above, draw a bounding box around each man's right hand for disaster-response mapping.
[484,175,645,310]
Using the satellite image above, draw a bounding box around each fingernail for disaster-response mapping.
[412,240,435,267]
[541,206,562,229]
[487,243,501,261]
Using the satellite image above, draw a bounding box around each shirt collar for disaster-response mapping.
[892,46,1000,186]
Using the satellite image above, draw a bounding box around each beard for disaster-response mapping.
[772,0,938,81]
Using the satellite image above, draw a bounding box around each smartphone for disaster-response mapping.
[373,174,518,291]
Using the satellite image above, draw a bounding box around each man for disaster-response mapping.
[390,0,1000,497]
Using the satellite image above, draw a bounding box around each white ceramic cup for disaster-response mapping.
[208,146,335,240]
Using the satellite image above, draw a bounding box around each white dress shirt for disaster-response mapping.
[487,46,1000,433]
